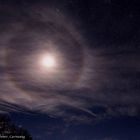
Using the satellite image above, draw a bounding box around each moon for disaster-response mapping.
[40,54,57,69]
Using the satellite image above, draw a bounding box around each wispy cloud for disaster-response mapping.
[0,3,140,123]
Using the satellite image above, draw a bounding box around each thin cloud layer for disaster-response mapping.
[0,3,140,122]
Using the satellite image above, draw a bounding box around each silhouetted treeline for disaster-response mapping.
[0,114,32,140]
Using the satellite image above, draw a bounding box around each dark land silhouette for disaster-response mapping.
[0,114,32,140]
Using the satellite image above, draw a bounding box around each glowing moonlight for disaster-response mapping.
[40,54,57,69]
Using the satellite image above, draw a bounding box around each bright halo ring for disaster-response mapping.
[6,15,85,92]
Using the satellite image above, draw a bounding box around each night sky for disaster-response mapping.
[0,0,140,140]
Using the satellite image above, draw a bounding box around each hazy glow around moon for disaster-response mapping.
[40,54,57,69]
[6,9,85,92]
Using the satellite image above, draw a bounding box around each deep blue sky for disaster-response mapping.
[10,112,140,140]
